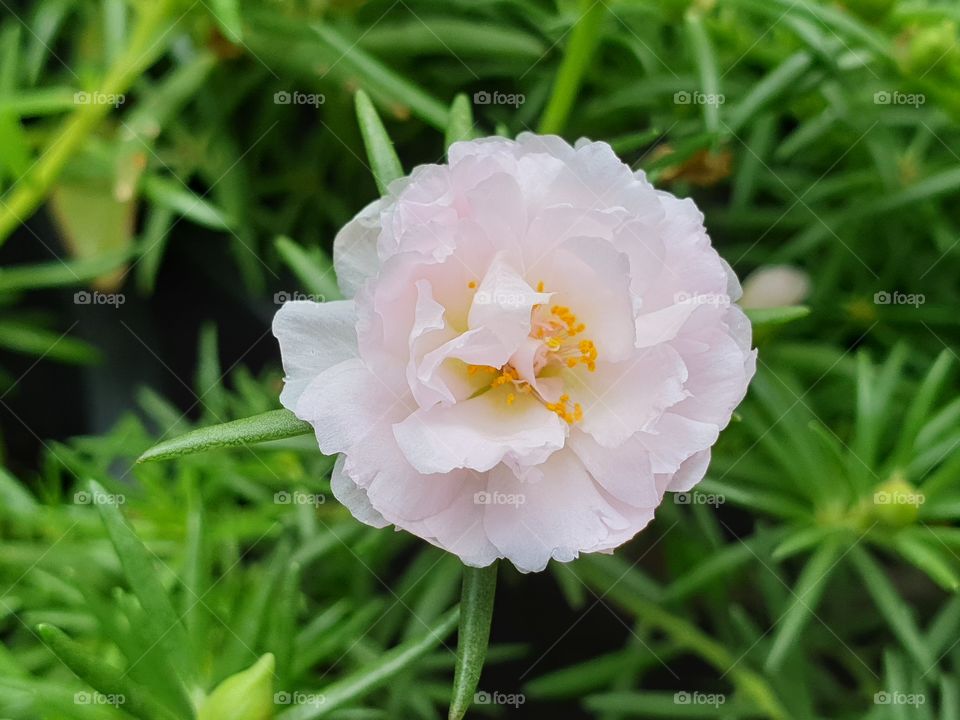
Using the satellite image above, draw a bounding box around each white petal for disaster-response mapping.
[330,455,389,528]
[393,389,566,474]
[567,344,688,448]
[483,449,629,573]
[273,300,358,411]
[334,199,383,298]
[567,430,659,507]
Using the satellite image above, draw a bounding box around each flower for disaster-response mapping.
[740,264,810,309]
[273,134,756,573]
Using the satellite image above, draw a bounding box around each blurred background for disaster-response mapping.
[1,0,959,718]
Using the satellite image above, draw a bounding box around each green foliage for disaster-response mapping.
[1,0,959,717]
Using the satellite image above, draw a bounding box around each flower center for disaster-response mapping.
[466,280,597,423]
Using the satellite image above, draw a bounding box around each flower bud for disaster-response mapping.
[198,653,275,720]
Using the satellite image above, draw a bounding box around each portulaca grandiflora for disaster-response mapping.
[273,134,756,573]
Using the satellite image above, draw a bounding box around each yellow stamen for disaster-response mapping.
[468,280,477,289]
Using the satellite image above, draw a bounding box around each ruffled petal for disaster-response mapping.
[334,200,383,298]
[273,300,359,411]
[393,388,566,474]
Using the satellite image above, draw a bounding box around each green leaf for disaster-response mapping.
[765,538,843,672]
[444,94,475,151]
[0,248,134,292]
[274,235,342,301]
[89,480,199,692]
[0,319,100,364]
[663,530,784,602]
[277,607,459,720]
[141,175,235,231]
[448,562,498,720]
[36,624,181,720]
[355,89,404,196]
[893,532,960,592]
[0,26,31,183]
[684,9,722,135]
[207,0,243,43]
[137,409,313,463]
[849,546,937,671]
[744,305,810,328]
[726,52,813,134]
[538,0,606,135]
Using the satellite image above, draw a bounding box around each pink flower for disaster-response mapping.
[273,134,756,573]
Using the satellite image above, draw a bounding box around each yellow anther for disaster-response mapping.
[506,393,516,405]
[536,280,545,292]
[468,280,477,289]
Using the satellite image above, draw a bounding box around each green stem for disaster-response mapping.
[576,558,793,720]
[538,0,606,135]
[448,562,498,720]
[0,0,177,245]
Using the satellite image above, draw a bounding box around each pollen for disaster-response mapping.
[545,394,583,424]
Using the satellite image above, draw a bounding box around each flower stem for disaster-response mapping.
[0,0,178,245]
[448,561,498,720]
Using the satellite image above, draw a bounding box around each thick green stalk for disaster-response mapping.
[0,0,178,244]
[448,562,498,720]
